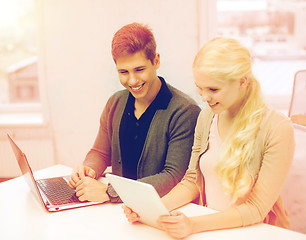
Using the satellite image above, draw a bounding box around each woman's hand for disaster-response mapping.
[122,204,140,223]
[158,210,193,239]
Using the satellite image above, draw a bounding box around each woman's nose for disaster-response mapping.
[201,94,211,102]
[197,88,211,102]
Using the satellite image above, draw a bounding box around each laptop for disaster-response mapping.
[106,173,169,229]
[7,134,102,212]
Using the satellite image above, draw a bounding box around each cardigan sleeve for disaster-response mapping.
[235,116,295,226]
[83,94,117,178]
[179,107,214,205]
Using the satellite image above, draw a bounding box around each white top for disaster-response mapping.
[199,114,232,211]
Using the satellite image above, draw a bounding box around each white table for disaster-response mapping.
[1,165,305,240]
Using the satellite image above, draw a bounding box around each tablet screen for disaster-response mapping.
[106,174,169,228]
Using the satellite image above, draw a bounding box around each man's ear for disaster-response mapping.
[154,53,161,68]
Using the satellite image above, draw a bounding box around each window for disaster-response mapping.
[217,0,306,57]
[0,0,42,125]
[216,0,306,113]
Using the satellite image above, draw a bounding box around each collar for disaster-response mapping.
[126,76,172,111]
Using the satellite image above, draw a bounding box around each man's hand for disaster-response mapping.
[69,165,96,188]
[75,177,109,203]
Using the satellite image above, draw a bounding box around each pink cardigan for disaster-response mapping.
[179,107,295,228]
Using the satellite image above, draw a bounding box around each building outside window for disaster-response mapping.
[0,0,39,104]
[217,0,306,112]
[0,0,41,125]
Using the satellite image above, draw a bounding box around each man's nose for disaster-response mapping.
[128,73,137,85]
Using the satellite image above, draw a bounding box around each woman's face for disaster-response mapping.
[194,71,247,116]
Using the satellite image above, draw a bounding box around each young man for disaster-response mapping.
[69,23,200,203]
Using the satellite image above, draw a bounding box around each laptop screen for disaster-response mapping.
[7,134,44,203]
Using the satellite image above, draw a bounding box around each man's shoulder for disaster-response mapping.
[111,89,129,99]
[167,84,199,109]
[101,90,129,116]
[107,89,129,105]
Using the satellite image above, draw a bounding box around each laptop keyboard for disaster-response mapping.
[36,177,81,205]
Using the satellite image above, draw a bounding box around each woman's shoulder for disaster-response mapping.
[263,109,291,126]
[194,106,215,132]
[198,106,214,119]
[167,84,200,109]
[260,108,294,136]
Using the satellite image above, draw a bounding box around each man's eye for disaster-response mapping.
[119,71,128,74]
[136,68,144,72]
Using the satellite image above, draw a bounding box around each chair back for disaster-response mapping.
[288,70,306,117]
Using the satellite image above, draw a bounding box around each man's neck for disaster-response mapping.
[134,76,161,119]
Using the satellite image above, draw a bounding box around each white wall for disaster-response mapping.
[40,0,204,168]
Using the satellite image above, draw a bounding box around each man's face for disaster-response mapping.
[116,51,161,104]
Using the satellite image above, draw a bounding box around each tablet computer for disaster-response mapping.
[105,174,169,229]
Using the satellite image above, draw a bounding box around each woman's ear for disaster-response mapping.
[240,76,248,88]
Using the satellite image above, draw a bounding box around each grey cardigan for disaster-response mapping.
[84,82,201,197]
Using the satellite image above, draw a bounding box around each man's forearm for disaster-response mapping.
[83,149,108,178]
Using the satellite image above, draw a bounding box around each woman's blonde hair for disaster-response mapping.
[193,37,267,202]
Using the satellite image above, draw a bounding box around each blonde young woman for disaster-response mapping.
[123,37,295,239]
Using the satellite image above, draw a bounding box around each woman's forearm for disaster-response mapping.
[162,183,199,211]
[190,207,243,234]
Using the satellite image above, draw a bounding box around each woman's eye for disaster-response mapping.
[210,88,218,92]
[136,68,144,72]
